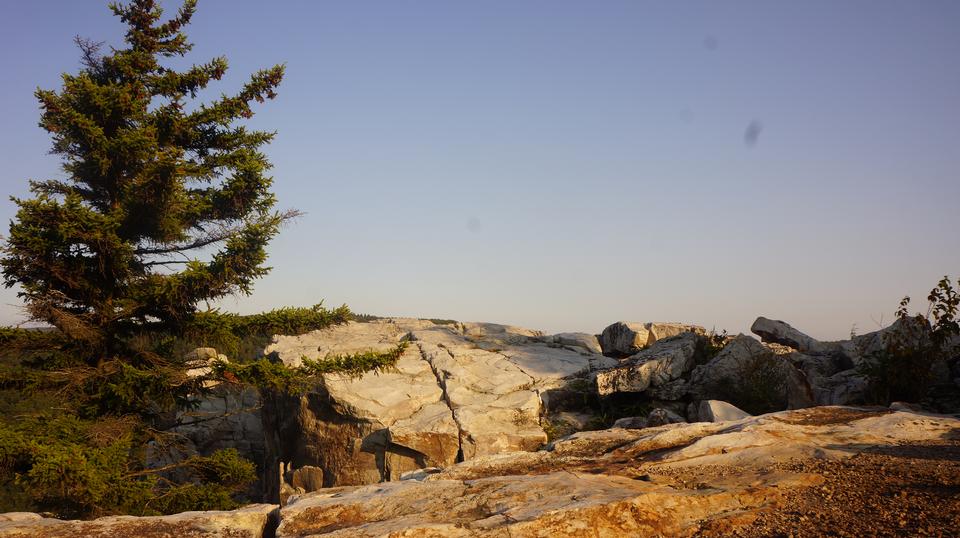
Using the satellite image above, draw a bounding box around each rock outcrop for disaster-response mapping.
[0,504,278,538]
[261,319,617,500]
[689,334,815,410]
[598,321,703,356]
[7,407,956,537]
[596,332,699,395]
[156,314,960,507]
[273,407,960,536]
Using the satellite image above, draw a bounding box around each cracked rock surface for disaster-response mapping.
[275,407,960,537]
[262,319,615,494]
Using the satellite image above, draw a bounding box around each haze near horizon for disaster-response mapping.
[1,1,958,340]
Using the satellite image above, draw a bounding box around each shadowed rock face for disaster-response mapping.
[274,407,960,537]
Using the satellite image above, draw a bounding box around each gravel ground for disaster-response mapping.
[687,435,960,537]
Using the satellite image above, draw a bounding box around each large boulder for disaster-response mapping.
[598,321,703,356]
[0,504,278,538]
[696,400,752,422]
[595,333,699,396]
[261,318,615,500]
[689,335,814,411]
[751,317,829,354]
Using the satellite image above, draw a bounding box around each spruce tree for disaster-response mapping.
[2,0,289,360]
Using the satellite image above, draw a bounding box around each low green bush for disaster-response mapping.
[0,302,370,518]
[859,276,959,405]
[705,351,788,415]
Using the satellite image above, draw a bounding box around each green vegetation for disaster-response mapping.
[0,0,390,518]
[705,351,788,415]
[213,342,408,393]
[0,303,353,517]
[693,330,729,365]
[860,276,960,405]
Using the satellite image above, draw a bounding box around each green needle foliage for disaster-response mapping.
[0,0,310,517]
[1,0,291,361]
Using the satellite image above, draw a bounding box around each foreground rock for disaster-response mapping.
[0,504,278,538]
[276,407,960,536]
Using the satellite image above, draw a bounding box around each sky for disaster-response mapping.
[1,1,958,340]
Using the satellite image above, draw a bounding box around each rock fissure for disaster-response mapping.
[419,342,466,463]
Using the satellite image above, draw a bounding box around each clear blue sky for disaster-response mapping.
[1,1,958,339]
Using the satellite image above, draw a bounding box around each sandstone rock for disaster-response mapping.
[0,504,278,538]
[598,321,703,356]
[697,400,751,422]
[595,332,699,396]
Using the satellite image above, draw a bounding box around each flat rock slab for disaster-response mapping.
[277,471,811,537]
[276,407,959,536]
[0,504,278,538]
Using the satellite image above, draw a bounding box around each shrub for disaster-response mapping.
[859,276,960,405]
[706,351,788,415]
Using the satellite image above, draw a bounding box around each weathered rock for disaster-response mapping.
[598,321,703,356]
[276,471,805,537]
[612,416,647,429]
[184,347,230,388]
[688,334,814,410]
[611,408,685,430]
[645,407,687,427]
[645,378,689,400]
[595,332,699,396]
[262,318,614,499]
[291,466,325,493]
[813,369,869,405]
[0,504,278,538]
[751,317,828,354]
[697,400,752,422]
[275,407,960,537]
[889,401,924,412]
[264,338,458,496]
[540,332,603,355]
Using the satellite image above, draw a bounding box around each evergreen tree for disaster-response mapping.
[1,0,289,360]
